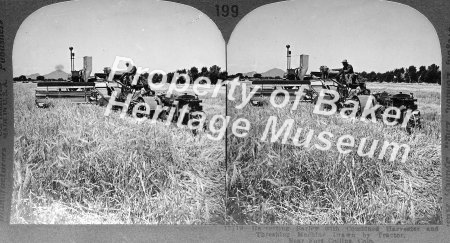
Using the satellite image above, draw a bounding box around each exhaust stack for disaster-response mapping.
[286,45,291,70]
[299,54,309,80]
[83,56,92,82]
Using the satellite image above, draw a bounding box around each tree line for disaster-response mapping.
[226,63,443,84]
[151,65,228,84]
[13,75,65,81]
[358,64,441,84]
[14,63,441,84]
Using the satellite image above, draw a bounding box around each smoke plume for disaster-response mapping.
[55,65,64,71]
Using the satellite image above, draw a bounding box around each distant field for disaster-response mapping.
[226,82,441,224]
[12,83,226,224]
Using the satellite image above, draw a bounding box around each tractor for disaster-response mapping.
[157,92,206,131]
[371,91,421,133]
[249,44,422,132]
[109,74,207,132]
[108,78,160,118]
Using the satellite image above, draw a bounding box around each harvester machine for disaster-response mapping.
[315,66,421,132]
[249,45,329,106]
[249,44,422,132]
[35,55,98,108]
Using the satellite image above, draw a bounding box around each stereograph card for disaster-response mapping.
[0,0,449,242]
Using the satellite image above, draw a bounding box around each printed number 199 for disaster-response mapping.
[215,5,238,17]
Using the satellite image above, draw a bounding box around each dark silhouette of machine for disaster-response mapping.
[249,44,422,132]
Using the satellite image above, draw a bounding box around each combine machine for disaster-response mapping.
[32,47,208,133]
[249,47,335,106]
[34,48,207,129]
[249,44,422,132]
[34,48,123,107]
[35,56,98,108]
[250,45,337,106]
[35,81,97,108]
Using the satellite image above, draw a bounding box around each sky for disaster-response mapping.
[227,0,441,74]
[13,0,441,76]
[13,0,225,76]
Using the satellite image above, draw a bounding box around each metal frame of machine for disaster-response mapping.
[35,81,98,108]
[107,78,206,130]
[33,48,207,131]
[248,44,422,132]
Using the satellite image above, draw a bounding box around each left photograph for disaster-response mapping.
[12,0,226,224]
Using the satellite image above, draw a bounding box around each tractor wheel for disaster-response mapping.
[356,95,375,120]
[312,96,318,105]
[403,110,421,134]
[385,108,399,124]
[158,109,169,121]
[342,96,361,117]
[316,93,337,111]
[188,112,207,135]
[97,97,108,106]
[129,98,148,118]
[181,112,190,125]
[185,112,205,135]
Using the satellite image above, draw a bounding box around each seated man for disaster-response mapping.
[139,73,155,96]
[336,59,354,84]
[119,62,137,85]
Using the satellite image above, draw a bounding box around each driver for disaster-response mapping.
[139,73,155,96]
[119,62,137,85]
[337,59,354,84]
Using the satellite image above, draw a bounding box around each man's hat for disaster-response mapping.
[342,59,348,63]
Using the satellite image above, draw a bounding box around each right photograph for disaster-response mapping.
[226,0,441,224]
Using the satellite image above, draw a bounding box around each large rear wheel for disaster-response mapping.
[356,95,375,120]
[188,111,207,135]
[158,109,169,121]
[403,110,421,134]
[128,98,149,118]
[341,96,361,118]
[313,93,337,111]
